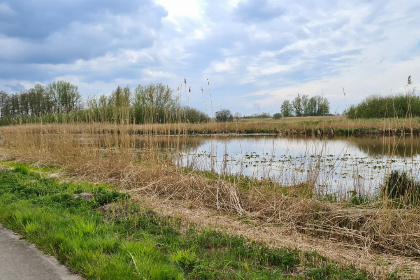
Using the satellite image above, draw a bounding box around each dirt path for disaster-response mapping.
[132,194,420,280]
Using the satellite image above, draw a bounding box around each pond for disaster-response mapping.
[71,132,420,197]
[170,135,420,197]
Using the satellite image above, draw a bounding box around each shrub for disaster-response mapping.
[253,112,271,118]
[180,106,209,123]
[215,109,233,122]
[273,113,282,119]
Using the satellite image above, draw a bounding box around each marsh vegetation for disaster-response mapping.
[0,119,420,278]
[1,80,420,278]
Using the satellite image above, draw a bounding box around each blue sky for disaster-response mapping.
[0,0,419,116]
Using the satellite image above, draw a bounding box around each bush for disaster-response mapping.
[180,106,209,123]
[252,112,271,118]
[273,113,282,119]
[215,109,233,122]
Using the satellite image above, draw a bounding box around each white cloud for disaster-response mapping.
[141,69,173,80]
[206,57,240,73]
[156,0,202,20]
[246,61,300,77]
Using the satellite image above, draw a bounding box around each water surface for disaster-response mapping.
[173,135,420,196]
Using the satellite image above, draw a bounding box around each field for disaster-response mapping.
[1,116,420,279]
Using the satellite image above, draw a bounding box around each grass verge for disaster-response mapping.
[0,164,372,279]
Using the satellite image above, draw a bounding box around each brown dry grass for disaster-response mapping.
[1,122,420,278]
[5,115,419,136]
[134,195,420,279]
[169,115,420,135]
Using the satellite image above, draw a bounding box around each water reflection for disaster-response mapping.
[173,135,420,195]
[347,136,420,158]
[74,133,420,195]
[77,134,205,152]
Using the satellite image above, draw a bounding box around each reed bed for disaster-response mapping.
[4,115,419,136]
[1,123,420,261]
[150,115,420,136]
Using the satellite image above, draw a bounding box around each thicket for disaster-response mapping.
[215,109,233,122]
[346,93,420,119]
[277,95,330,118]
[0,81,209,125]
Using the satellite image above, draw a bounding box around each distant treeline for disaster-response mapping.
[346,93,420,119]
[0,81,209,125]
[276,95,330,118]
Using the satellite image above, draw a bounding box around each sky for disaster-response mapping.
[0,0,419,116]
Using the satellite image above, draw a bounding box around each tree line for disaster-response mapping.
[0,81,82,119]
[212,94,331,123]
[278,95,330,118]
[0,81,209,125]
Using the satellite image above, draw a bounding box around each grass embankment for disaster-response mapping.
[0,163,371,279]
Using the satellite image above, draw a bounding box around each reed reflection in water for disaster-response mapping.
[175,135,420,196]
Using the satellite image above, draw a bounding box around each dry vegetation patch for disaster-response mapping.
[133,195,420,279]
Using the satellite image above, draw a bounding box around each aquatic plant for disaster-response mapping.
[381,170,420,205]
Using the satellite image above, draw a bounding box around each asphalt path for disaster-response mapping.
[0,225,82,280]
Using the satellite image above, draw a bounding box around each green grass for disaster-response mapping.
[2,161,60,173]
[0,164,373,279]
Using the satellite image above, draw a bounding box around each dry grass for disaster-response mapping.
[135,195,420,279]
[1,122,420,278]
[157,115,420,135]
[7,115,419,136]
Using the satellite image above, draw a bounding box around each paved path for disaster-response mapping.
[0,225,82,280]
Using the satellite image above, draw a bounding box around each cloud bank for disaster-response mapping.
[0,0,419,116]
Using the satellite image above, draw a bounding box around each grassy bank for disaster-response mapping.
[0,163,372,279]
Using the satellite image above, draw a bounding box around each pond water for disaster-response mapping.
[171,135,420,196]
[71,133,420,197]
